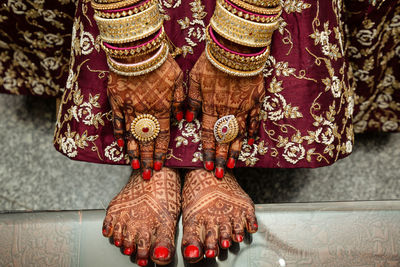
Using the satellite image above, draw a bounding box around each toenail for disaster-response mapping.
[205,249,216,258]
[253,223,258,229]
[184,245,200,258]
[176,111,184,121]
[142,169,151,180]
[227,158,235,169]
[185,110,194,122]
[114,240,122,247]
[102,228,107,236]
[154,246,169,259]
[137,259,148,266]
[123,248,133,255]
[205,161,214,171]
[248,138,255,146]
[236,235,243,242]
[215,167,224,179]
[131,159,140,169]
[117,138,124,148]
[153,161,162,171]
[221,240,230,248]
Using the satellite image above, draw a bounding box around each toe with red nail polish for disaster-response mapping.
[184,245,200,258]
[123,248,133,255]
[221,240,230,249]
[236,235,243,242]
[137,259,148,266]
[205,249,216,258]
[215,167,224,179]
[227,158,235,169]
[131,159,140,170]
[114,240,121,247]
[154,246,169,259]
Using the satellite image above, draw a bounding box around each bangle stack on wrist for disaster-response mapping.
[207,0,281,76]
[91,0,167,76]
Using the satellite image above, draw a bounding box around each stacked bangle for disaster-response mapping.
[94,2,163,44]
[240,0,280,7]
[91,0,142,10]
[94,0,157,19]
[221,0,281,23]
[101,26,165,59]
[210,0,278,47]
[229,0,281,15]
[107,41,169,76]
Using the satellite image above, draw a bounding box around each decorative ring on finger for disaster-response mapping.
[214,115,239,143]
[130,114,160,142]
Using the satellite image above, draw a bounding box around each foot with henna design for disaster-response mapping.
[181,169,258,263]
[102,167,181,266]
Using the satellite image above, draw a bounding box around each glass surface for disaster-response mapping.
[1,201,399,266]
[1,94,399,211]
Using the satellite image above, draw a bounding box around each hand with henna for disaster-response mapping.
[181,169,258,263]
[108,54,185,180]
[186,44,265,179]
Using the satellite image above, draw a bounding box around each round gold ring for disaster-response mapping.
[130,114,160,142]
[213,115,239,143]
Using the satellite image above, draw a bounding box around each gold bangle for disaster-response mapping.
[205,43,264,77]
[101,26,165,59]
[91,0,142,10]
[220,0,281,23]
[205,26,270,65]
[229,0,282,15]
[210,0,278,47]
[240,0,280,7]
[94,3,163,44]
[107,41,169,76]
[94,0,157,19]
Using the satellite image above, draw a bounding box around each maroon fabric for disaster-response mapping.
[0,0,76,97]
[54,0,355,168]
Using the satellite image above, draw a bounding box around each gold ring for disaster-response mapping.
[214,115,239,143]
[130,114,160,142]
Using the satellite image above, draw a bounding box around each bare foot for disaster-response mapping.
[102,167,181,266]
[181,169,258,263]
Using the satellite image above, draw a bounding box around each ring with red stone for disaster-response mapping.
[130,114,160,142]
[213,115,239,143]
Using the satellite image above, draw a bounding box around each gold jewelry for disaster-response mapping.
[101,27,165,59]
[214,115,239,144]
[91,0,142,10]
[94,0,157,19]
[210,0,278,47]
[130,114,160,142]
[221,0,281,23]
[229,0,282,15]
[94,3,163,44]
[205,43,265,77]
[206,25,270,64]
[240,0,280,7]
[107,41,169,76]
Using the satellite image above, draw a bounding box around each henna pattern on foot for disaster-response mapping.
[181,169,258,263]
[102,167,181,265]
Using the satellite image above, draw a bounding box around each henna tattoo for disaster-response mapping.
[102,167,181,265]
[188,50,265,178]
[107,54,185,179]
[181,169,258,263]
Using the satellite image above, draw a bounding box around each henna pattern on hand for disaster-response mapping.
[102,167,181,266]
[187,50,265,178]
[181,169,258,263]
[107,54,185,179]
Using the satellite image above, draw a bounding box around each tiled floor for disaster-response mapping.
[0,94,399,211]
